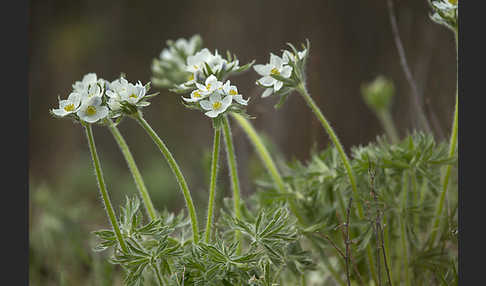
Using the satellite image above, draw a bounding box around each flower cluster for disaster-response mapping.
[170,46,254,93]
[254,41,309,100]
[151,35,203,88]
[181,74,248,118]
[428,0,458,32]
[156,42,254,119]
[51,73,157,124]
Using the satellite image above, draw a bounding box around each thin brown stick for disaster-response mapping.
[335,210,365,286]
[368,160,393,286]
[386,0,432,134]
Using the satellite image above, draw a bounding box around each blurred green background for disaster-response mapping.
[28,0,457,284]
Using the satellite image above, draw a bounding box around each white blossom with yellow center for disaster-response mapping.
[199,92,232,118]
[195,75,223,96]
[77,95,109,123]
[51,92,82,117]
[222,80,248,105]
[254,53,292,94]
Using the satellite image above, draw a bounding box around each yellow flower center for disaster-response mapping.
[129,93,138,99]
[212,101,222,110]
[448,0,457,4]
[188,74,194,81]
[194,91,201,98]
[86,106,97,116]
[64,104,75,112]
[270,68,280,75]
[206,83,211,90]
[229,89,238,95]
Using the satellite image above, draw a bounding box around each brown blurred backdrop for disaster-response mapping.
[28,0,457,284]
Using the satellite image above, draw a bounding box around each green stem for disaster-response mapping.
[106,119,157,221]
[378,110,400,144]
[230,112,306,225]
[296,83,377,283]
[383,214,394,285]
[205,124,221,243]
[222,115,242,253]
[84,124,128,253]
[134,111,200,243]
[151,264,165,286]
[296,83,364,218]
[429,29,459,247]
[400,172,411,286]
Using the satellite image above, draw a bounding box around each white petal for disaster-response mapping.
[281,65,293,78]
[259,76,276,86]
[205,110,220,118]
[261,88,273,98]
[234,95,248,105]
[270,53,283,67]
[253,64,271,76]
[199,100,212,110]
[52,108,68,117]
[274,80,283,91]
[209,92,221,103]
[221,95,232,108]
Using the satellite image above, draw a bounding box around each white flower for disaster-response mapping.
[186,48,213,74]
[81,84,103,102]
[222,80,248,105]
[51,92,82,117]
[199,92,232,118]
[121,81,147,105]
[72,73,103,93]
[254,53,292,92]
[76,95,109,123]
[206,50,226,72]
[182,89,207,103]
[282,49,307,63]
[195,75,223,96]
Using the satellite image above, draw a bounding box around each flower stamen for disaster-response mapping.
[212,101,222,110]
[64,104,75,112]
[86,106,97,116]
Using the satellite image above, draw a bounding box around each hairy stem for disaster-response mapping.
[429,29,459,247]
[296,83,378,283]
[400,172,411,286]
[230,112,306,225]
[106,119,157,221]
[84,124,128,253]
[296,83,364,218]
[134,111,200,243]
[151,264,165,286]
[378,110,400,144]
[222,116,242,253]
[205,124,221,243]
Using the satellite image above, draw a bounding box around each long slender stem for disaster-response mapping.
[106,119,157,221]
[296,83,364,218]
[222,116,242,253]
[134,111,200,243]
[151,264,165,286]
[230,112,306,225]
[296,83,378,283]
[400,172,411,286]
[205,124,221,243]
[84,124,128,253]
[429,29,459,247]
[378,110,400,144]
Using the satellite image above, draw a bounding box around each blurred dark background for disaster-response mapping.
[28,0,457,284]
